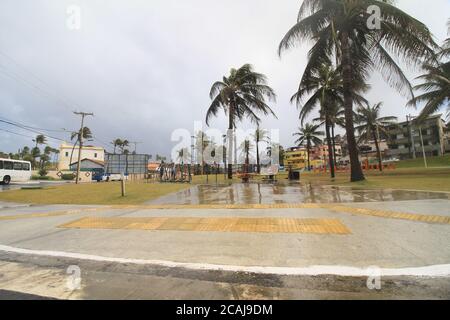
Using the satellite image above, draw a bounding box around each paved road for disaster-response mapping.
[0,199,449,299]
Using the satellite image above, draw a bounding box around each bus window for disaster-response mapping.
[13,162,22,170]
[4,161,13,170]
[22,163,30,171]
[0,160,3,169]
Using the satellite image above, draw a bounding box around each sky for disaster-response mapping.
[0,0,449,159]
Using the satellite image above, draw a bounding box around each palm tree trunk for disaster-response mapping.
[307,141,311,171]
[341,31,365,182]
[331,123,337,166]
[256,135,260,174]
[325,116,335,178]
[69,139,79,170]
[372,129,383,172]
[227,104,234,179]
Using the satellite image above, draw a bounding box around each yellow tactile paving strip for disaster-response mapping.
[58,217,351,234]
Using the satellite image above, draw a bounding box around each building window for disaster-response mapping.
[65,152,69,157]
[94,153,98,158]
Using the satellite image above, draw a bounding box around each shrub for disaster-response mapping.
[38,168,48,177]
[61,173,75,181]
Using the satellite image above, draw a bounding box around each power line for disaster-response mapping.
[0,49,78,110]
[0,127,35,139]
[0,118,67,142]
[0,116,68,133]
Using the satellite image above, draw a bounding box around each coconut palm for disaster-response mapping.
[195,131,210,174]
[206,64,277,179]
[69,127,92,168]
[279,0,437,181]
[408,20,450,122]
[293,124,324,170]
[252,127,269,174]
[355,102,397,171]
[239,139,253,174]
[112,139,123,154]
[408,62,450,121]
[292,64,367,178]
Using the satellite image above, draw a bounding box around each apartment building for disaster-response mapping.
[385,115,446,160]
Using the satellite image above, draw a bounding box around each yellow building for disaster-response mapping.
[284,148,308,170]
[58,143,105,170]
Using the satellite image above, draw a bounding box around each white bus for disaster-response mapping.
[0,158,32,185]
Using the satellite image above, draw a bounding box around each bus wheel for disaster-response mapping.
[3,176,11,185]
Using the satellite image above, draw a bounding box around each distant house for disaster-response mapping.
[58,143,105,170]
[69,158,105,171]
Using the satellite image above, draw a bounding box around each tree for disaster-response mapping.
[121,140,130,154]
[239,139,253,174]
[293,124,324,170]
[32,134,46,169]
[112,139,123,154]
[266,142,285,166]
[206,64,277,179]
[252,127,268,174]
[292,64,367,178]
[408,20,450,121]
[69,127,92,168]
[355,102,397,171]
[279,0,437,181]
[195,131,210,174]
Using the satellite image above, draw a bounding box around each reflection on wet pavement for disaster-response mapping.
[148,182,450,205]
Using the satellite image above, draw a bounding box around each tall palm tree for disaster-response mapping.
[313,103,347,167]
[120,140,130,154]
[31,134,46,169]
[252,127,268,174]
[408,20,450,121]
[279,0,437,181]
[408,62,450,121]
[355,102,397,171]
[239,139,253,174]
[206,64,277,179]
[195,131,210,174]
[112,139,123,154]
[69,127,92,168]
[292,64,367,177]
[293,124,324,170]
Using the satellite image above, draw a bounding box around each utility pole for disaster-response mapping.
[73,111,94,184]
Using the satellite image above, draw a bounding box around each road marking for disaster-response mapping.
[58,217,351,234]
[0,244,449,277]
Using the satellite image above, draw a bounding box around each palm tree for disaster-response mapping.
[279,0,437,181]
[206,64,277,179]
[239,139,253,175]
[69,127,92,168]
[293,124,324,170]
[313,103,347,167]
[355,102,397,171]
[195,131,210,174]
[292,64,367,178]
[252,127,268,174]
[112,139,123,154]
[31,134,46,169]
[408,20,450,121]
[120,140,130,154]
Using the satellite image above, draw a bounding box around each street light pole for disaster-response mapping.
[73,111,94,184]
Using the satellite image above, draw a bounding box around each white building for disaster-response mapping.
[58,143,105,170]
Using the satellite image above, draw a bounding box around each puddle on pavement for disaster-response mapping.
[148,182,450,205]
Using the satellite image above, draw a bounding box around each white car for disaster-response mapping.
[0,158,32,185]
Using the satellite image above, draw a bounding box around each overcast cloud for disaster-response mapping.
[0,0,449,157]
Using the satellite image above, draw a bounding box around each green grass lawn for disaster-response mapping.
[395,154,450,169]
[0,182,190,205]
[300,167,450,192]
